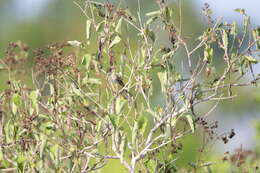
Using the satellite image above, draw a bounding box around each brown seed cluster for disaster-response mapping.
[221,129,236,144]
[3,41,29,70]
[34,42,75,75]
[223,148,254,167]
[202,3,214,26]
[195,117,218,140]
[94,2,133,21]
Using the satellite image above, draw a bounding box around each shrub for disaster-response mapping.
[0,1,260,172]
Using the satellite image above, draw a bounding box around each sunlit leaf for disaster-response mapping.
[183,114,195,133]
[109,35,121,48]
[96,21,105,32]
[244,55,258,64]
[115,97,127,114]
[146,16,158,26]
[67,40,82,47]
[87,78,102,85]
[86,19,92,40]
[146,10,161,17]
[115,17,123,34]
[222,29,229,50]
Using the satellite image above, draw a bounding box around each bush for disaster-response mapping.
[0,1,260,172]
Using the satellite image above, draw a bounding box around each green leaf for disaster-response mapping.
[137,114,147,134]
[4,120,13,143]
[11,103,17,115]
[109,114,119,129]
[40,135,47,159]
[183,114,195,133]
[49,83,55,95]
[162,50,175,60]
[12,93,22,106]
[16,154,26,172]
[119,134,127,156]
[109,35,121,48]
[115,97,127,114]
[115,17,123,34]
[144,28,156,42]
[87,78,102,85]
[243,16,250,31]
[252,27,260,49]
[71,85,81,96]
[146,16,158,26]
[49,144,59,166]
[231,21,238,36]
[157,71,167,93]
[244,55,258,64]
[30,90,39,114]
[204,45,213,63]
[96,21,105,32]
[146,10,161,17]
[222,29,229,50]
[144,159,157,172]
[164,124,171,140]
[132,121,138,146]
[234,8,245,15]
[148,30,156,42]
[86,19,92,40]
[81,54,92,69]
[164,6,172,22]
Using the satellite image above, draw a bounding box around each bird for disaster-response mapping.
[107,67,132,99]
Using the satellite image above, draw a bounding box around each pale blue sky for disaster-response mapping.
[13,0,260,25]
[14,0,50,20]
[195,0,260,26]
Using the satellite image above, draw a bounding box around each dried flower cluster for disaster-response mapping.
[34,42,75,75]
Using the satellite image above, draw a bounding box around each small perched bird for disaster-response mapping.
[107,67,132,99]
